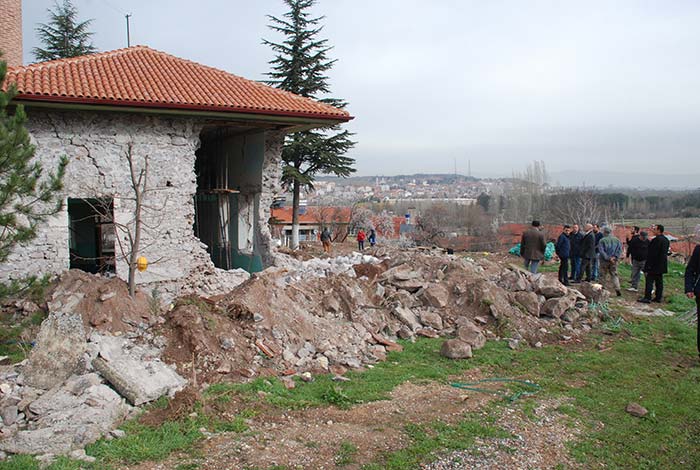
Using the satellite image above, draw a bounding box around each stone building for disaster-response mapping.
[0,38,350,294]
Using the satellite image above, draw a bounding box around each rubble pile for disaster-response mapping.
[0,248,612,460]
[0,274,187,462]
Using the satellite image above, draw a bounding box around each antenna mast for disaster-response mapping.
[125,14,132,47]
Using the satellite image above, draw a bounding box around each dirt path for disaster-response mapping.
[131,370,580,470]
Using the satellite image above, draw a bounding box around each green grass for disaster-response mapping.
[0,310,47,363]
[335,441,359,467]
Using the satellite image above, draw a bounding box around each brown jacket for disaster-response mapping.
[521,227,546,261]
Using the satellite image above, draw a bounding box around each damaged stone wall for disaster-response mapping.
[0,109,284,297]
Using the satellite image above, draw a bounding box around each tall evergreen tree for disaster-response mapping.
[33,0,97,62]
[0,57,68,263]
[264,0,355,249]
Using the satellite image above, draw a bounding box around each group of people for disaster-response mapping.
[522,220,700,360]
[521,220,670,301]
[319,227,377,254]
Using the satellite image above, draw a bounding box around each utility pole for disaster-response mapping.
[125,14,132,47]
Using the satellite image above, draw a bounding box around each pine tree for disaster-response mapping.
[264,0,355,249]
[0,57,68,263]
[33,0,97,62]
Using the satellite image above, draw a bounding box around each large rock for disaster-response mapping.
[90,335,186,406]
[541,295,577,319]
[418,310,444,330]
[535,277,568,299]
[456,318,487,350]
[421,284,450,308]
[440,339,473,359]
[22,312,87,390]
[514,291,541,317]
[498,270,531,292]
[0,384,129,455]
[391,306,422,331]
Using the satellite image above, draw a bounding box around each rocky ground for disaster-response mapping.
[0,244,618,465]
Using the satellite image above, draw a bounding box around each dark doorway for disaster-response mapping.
[193,127,265,272]
[68,198,116,274]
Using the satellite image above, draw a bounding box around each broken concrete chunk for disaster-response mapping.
[535,277,568,299]
[93,355,186,406]
[514,291,541,317]
[456,319,487,350]
[418,310,444,330]
[541,296,577,319]
[421,284,450,308]
[0,384,129,455]
[440,339,473,359]
[22,311,87,390]
[392,306,421,331]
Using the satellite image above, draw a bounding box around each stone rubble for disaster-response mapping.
[0,247,614,461]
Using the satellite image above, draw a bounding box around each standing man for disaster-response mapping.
[626,229,649,292]
[579,224,596,282]
[592,224,603,281]
[639,224,670,304]
[684,225,700,359]
[520,220,547,273]
[569,224,583,282]
[320,227,332,254]
[598,226,622,296]
[555,225,571,285]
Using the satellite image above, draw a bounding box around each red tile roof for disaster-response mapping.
[270,207,352,224]
[4,46,351,122]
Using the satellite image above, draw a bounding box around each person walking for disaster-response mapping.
[626,229,649,292]
[555,225,571,285]
[520,220,547,273]
[598,226,622,296]
[368,229,377,247]
[320,227,332,254]
[592,224,603,281]
[639,224,670,304]
[356,229,366,251]
[684,225,700,359]
[569,224,583,281]
[579,224,596,282]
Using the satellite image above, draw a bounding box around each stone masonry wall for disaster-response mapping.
[0,109,284,297]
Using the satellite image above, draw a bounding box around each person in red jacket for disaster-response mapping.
[357,229,366,251]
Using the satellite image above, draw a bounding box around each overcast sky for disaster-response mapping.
[21,1,700,181]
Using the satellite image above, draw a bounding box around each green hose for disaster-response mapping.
[450,378,541,402]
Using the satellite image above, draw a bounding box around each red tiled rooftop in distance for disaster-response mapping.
[270,207,352,224]
[4,46,351,121]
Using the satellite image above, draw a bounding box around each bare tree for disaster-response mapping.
[374,210,396,239]
[84,144,168,297]
[548,190,602,226]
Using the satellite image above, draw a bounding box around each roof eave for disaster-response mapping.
[12,95,353,128]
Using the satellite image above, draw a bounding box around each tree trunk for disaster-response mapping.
[291,179,300,250]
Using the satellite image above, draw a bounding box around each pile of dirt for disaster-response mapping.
[155,247,609,385]
[48,270,155,334]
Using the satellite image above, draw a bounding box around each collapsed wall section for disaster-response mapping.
[0,109,285,297]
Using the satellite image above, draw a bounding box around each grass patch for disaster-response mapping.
[335,441,358,466]
[371,416,510,469]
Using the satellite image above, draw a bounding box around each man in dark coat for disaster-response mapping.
[569,224,583,281]
[626,228,649,292]
[592,224,604,280]
[555,225,571,285]
[577,224,596,282]
[639,224,670,303]
[684,225,700,358]
[520,220,546,273]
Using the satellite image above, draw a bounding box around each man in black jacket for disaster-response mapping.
[578,223,596,282]
[626,228,649,292]
[556,225,571,285]
[569,224,583,281]
[639,224,670,304]
[684,225,700,358]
